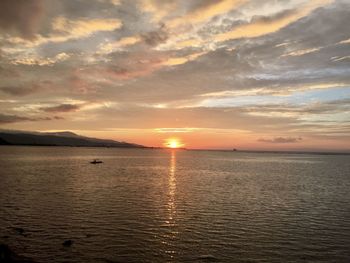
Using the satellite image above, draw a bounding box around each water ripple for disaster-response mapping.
[1,147,350,262]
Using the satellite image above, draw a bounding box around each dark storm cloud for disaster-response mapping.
[0,0,45,39]
[0,84,43,96]
[40,103,81,113]
[0,113,63,124]
[0,113,32,124]
[258,137,302,143]
[250,8,297,24]
[141,24,169,46]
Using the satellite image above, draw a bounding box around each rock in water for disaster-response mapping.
[0,243,37,262]
[62,240,73,247]
[0,244,11,261]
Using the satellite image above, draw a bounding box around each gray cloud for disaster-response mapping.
[0,113,63,124]
[0,113,31,124]
[245,98,350,116]
[40,104,81,113]
[258,137,302,143]
[0,84,44,96]
[251,8,297,24]
[0,66,20,77]
[141,24,169,46]
[0,0,45,39]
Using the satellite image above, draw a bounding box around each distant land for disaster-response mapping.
[0,130,145,148]
[0,130,349,155]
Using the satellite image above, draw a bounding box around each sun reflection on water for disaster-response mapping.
[168,150,176,223]
[164,150,178,258]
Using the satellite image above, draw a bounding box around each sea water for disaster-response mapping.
[0,146,349,262]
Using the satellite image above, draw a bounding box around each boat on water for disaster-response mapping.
[90,159,103,164]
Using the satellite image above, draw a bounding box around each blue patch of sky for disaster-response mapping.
[201,86,350,107]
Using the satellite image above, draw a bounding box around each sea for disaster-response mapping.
[0,146,349,263]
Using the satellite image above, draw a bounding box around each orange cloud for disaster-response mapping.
[215,0,334,42]
[167,0,246,28]
[162,51,207,66]
[98,36,142,54]
[139,0,177,23]
[52,16,122,39]
[7,16,122,48]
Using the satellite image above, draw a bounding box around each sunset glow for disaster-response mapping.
[1,1,350,262]
[164,138,184,149]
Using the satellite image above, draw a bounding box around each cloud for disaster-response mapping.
[5,16,122,48]
[0,113,31,124]
[215,0,334,42]
[89,50,173,80]
[92,49,208,82]
[141,24,169,46]
[0,83,45,96]
[98,24,169,54]
[139,0,177,23]
[339,38,350,44]
[0,0,45,39]
[68,74,94,94]
[0,66,20,77]
[51,16,122,40]
[332,56,350,62]
[162,51,208,66]
[0,1,349,150]
[199,83,349,98]
[154,128,199,133]
[258,137,303,143]
[282,47,321,57]
[109,0,121,6]
[40,103,81,113]
[98,36,142,53]
[11,52,70,66]
[244,98,350,119]
[0,113,63,124]
[167,0,246,28]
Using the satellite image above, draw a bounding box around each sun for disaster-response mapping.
[164,138,184,149]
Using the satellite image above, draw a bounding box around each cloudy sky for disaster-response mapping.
[0,0,349,151]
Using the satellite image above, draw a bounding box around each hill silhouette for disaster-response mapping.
[0,130,144,148]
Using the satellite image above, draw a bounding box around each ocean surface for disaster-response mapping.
[0,146,350,263]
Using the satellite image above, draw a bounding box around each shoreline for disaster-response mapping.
[1,144,349,156]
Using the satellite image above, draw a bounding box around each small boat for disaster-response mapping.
[90,159,103,164]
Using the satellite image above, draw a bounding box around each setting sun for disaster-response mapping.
[164,138,185,149]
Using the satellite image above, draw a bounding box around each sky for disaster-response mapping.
[0,0,350,151]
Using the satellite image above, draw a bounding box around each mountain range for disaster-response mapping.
[0,130,145,148]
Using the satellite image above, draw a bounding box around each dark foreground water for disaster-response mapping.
[0,146,349,263]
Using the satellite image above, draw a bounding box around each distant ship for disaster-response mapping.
[90,159,103,164]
